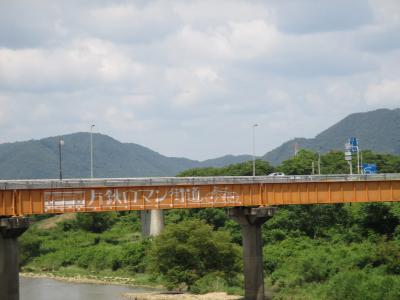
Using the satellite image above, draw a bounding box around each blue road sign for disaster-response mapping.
[350,137,359,152]
[363,163,377,174]
[350,137,358,147]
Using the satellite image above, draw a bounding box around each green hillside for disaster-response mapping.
[264,108,400,165]
[2,108,400,179]
[0,133,252,179]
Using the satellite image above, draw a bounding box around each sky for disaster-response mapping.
[0,0,399,160]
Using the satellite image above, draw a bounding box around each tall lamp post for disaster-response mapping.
[318,153,321,175]
[59,137,64,180]
[252,124,259,177]
[90,124,95,178]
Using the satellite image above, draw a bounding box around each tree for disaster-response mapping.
[321,151,349,174]
[75,212,117,233]
[178,159,275,177]
[264,204,350,239]
[148,219,241,290]
[357,203,399,237]
[361,151,400,173]
[277,150,317,175]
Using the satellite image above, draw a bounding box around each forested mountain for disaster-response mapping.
[264,108,400,165]
[0,133,252,179]
[1,108,399,179]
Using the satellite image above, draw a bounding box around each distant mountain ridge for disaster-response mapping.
[263,108,400,165]
[0,133,252,179]
[1,108,399,179]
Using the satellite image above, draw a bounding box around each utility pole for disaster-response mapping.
[294,142,299,156]
[90,124,95,178]
[59,137,64,180]
[252,124,258,177]
[348,161,353,175]
[318,153,321,175]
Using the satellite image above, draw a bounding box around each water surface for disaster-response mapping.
[21,276,155,300]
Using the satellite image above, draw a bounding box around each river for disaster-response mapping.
[20,276,157,300]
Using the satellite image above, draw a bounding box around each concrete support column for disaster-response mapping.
[0,217,29,300]
[141,210,164,237]
[229,207,276,300]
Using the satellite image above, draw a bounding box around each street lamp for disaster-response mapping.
[90,124,95,178]
[59,137,64,180]
[318,153,321,175]
[252,124,259,177]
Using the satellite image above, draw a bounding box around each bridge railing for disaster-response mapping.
[0,174,400,190]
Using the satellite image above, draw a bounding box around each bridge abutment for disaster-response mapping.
[0,217,29,300]
[229,206,276,300]
[141,210,164,237]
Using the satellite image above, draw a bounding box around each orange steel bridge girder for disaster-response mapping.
[1,180,400,217]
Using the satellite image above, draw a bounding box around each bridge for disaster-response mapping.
[1,174,400,216]
[1,174,400,300]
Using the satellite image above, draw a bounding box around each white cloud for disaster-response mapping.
[85,2,178,42]
[366,79,400,107]
[173,0,270,27]
[369,0,400,24]
[194,67,219,82]
[165,66,225,107]
[0,95,13,125]
[0,0,399,160]
[165,20,279,64]
[270,0,372,34]
[0,38,144,91]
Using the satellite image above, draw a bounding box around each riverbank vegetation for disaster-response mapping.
[19,150,400,299]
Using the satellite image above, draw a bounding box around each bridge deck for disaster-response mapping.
[1,174,400,216]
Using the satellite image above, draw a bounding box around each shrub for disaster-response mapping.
[19,234,42,265]
[75,212,117,233]
[148,219,241,290]
[77,244,123,271]
[325,271,400,300]
[121,239,150,273]
[191,273,228,294]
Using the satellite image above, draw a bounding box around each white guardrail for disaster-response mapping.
[0,174,400,190]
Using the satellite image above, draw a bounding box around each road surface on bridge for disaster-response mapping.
[1,174,400,216]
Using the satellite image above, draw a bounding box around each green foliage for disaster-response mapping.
[76,244,124,271]
[277,150,317,175]
[320,151,349,174]
[19,212,144,274]
[264,108,400,165]
[274,148,400,175]
[325,271,400,300]
[357,203,400,237]
[165,208,228,229]
[264,204,351,239]
[121,239,150,273]
[178,159,274,177]
[18,148,400,299]
[0,132,254,180]
[361,150,400,173]
[148,219,241,290]
[75,212,118,233]
[264,237,400,299]
[190,272,229,294]
[19,230,43,265]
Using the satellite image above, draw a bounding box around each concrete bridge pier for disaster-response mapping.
[0,217,30,300]
[229,206,276,300]
[140,210,164,237]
